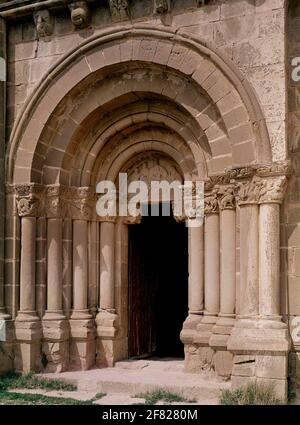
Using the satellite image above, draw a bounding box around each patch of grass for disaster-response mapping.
[90,392,106,402]
[220,382,283,405]
[0,391,93,405]
[288,379,297,403]
[0,372,76,392]
[135,389,196,405]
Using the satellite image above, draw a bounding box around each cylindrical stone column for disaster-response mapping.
[204,213,220,316]
[188,224,204,315]
[72,219,90,318]
[99,220,115,311]
[259,203,280,318]
[19,217,38,319]
[220,209,236,316]
[0,17,8,319]
[239,204,259,317]
[45,218,63,317]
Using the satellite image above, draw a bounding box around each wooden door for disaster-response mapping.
[128,211,188,358]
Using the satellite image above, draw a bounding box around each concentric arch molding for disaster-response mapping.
[6,24,272,184]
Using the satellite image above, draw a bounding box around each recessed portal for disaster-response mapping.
[128,206,188,359]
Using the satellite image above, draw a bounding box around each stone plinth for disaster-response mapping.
[96,310,122,367]
[228,318,290,399]
[14,317,42,373]
[69,318,96,370]
[42,317,69,373]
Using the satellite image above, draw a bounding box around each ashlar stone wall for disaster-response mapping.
[284,0,300,386]
[7,0,287,162]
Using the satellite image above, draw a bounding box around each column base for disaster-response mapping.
[14,315,42,373]
[186,314,218,373]
[227,317,290,400]
[69,317,96,370]
[180,314,204,373]
[96,310,121,367]
[42,315,69,373]
[209,316,235,381]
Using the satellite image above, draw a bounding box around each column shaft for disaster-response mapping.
[0,18,6,316]
[188,224,204,314]
[204,213,220,315]
[220,209,236,315]
[46,218,63,313]
[239,204,259,317]
[73,220,88,313]
[20,217,36,314]
[100,221,115,311]
[259,203,280,317]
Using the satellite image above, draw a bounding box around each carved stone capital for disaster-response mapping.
[69,2,90,28]
[122,215,141,225]
[218,185,236,211]
[257,176,288,204]
[33,10,53,38]
[236,176,287,206]
[69,187,96,220]
[204,189,219,215]
[108,0,129,21]
[154,0,170,14]
[44,185,66,218]
[15,184,44,217]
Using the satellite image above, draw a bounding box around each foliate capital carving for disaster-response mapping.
[44,185,66,218]
[218,185,236,210]
[33,10,53,38]
[69,2,90,28]
[108,0,129,21]
[154,0,170,14]
[15,184,44,217]
[236,176,287,206]
[69,187,96,220]
[204,188,219,215]
[122,215,141,225]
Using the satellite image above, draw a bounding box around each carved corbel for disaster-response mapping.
[69,2,90,29]
[154,0,170,14]
[33,10,53,38]
[15,184,44,217]
[108,0,129,22]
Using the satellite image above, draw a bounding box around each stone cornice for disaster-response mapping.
[0,0,214,19]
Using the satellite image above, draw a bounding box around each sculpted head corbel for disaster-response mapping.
[154,0,170,14]
[33,10,53,38]
[69,2,90,28]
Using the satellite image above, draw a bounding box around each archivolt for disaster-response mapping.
[7,25,272,185]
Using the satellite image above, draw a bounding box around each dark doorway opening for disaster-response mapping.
[128,205,188,359]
